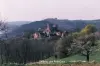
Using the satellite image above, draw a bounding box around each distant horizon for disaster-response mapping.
[5,18,100,22]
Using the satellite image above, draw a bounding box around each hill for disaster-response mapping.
[8,21,31,26]
[9,18,100,36]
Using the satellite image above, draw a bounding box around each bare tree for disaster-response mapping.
[0,20,10,64]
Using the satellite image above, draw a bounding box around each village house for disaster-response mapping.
[33,24,69,39]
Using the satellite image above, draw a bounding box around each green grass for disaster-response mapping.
[45,40,100,63]
[0,41,100,66]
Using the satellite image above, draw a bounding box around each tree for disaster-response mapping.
[55,35,73,58]
[72,32,80,39]
[0,39,4,65]
[0,20,10,64]
[75,34,97,62]
[23,29,35,39]
[80,24,97,35]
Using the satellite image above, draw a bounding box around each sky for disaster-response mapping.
[0,0,100,21]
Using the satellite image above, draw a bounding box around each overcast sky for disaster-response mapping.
[0,0,100,21]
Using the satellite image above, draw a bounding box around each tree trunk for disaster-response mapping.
[0,47,3,65]
[86,50,90,62]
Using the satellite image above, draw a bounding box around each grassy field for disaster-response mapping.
[25,40,100,66]
[44,40,100,64]
[1,63,100,66]
[0,41,100,66]
[25,63,100,66]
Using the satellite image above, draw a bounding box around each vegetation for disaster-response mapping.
[80,24,97,35]
[0,20,100,66]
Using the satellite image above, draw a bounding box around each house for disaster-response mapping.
[32,24,69,39]
[33,32,40,39]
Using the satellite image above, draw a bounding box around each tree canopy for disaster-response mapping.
[80,24,97,35]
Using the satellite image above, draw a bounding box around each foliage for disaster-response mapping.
[0,37,56,64]
[73,33,97,61]
[72,32,80,39]
[80,24,97,35]
[0,22,99,64]
[55,35,73,58]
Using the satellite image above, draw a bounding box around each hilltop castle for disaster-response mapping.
[33,24,68,39]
